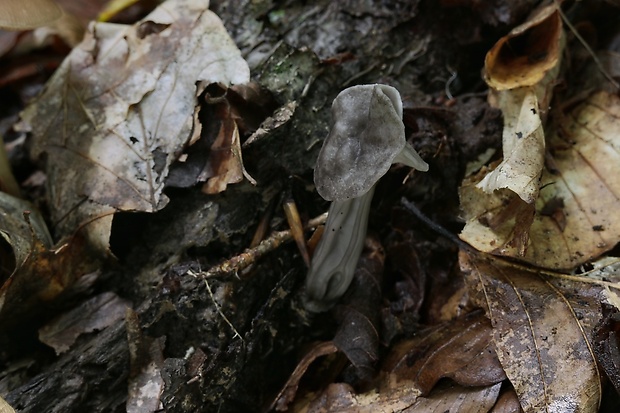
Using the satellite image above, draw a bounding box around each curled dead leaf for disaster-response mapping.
[461,91,620,269]
[477,89,545,204]
[484,4,562,90]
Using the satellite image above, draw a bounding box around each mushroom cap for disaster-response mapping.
[0,0,62,30]
[314,84,406,201]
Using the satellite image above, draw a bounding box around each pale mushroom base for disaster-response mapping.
[304,186,375,312]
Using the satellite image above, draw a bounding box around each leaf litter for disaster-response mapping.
[461,251,604,413]
[19,0,250,250]
[4,1,620,412]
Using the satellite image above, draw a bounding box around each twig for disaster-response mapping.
[400,197,476,253]
[194,213,328,279]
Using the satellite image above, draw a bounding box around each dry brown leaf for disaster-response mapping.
[20,0,249,250]
[202,118,246,194]
[382,312,506,395]
[460,251,602,413]
[490,389,523,413]
[0,193,71,326]
[462,91,620,269]
[167,82,274,191]
[272,342,340,412]
[279,311,505,412]
[0,228,104,327]
[484,4,562,91]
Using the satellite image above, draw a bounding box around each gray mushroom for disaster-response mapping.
[305,84,428,312]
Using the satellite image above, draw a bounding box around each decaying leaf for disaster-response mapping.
[38,292,131,354]
[332,238,384,381]
[401,382,502,413]
[461,91,620,269]
[272,342,340,411]
[166,82,276,191]
[594,303,620,395]
[476,89,546,204]
[202,116,246,194]
[288,375,501,413]
[461,4,564,260]
[276,282,507,412]
[460,251,602,413]
[292,382,420,413]
[484,4,562,91]
[20,0,249,249]
[0,192,71,325]
[382,312,506,395]
[479,3,563,200]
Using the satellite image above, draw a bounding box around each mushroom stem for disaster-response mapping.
[393,142,429,172]
[304,185,376,312]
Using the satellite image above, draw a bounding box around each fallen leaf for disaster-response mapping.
[38,292,131,354]
[202,117,247,194]
[297,380,501,413]
[593,303,620,395]
[272,342,340,412]
[460,251,602,413]
[476,89,545,204]
[461,3,564,260]
[0,192,74,325]
[461,91,620,269]
[166,82,276,190]
[484,4,562,91]
[20,0,249,250]
[332,237,384,381]
[402,381,502,413]
[489,388,523,413]
[0,229,104,327]
[298,381,421,413]
[382,312,506,395]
